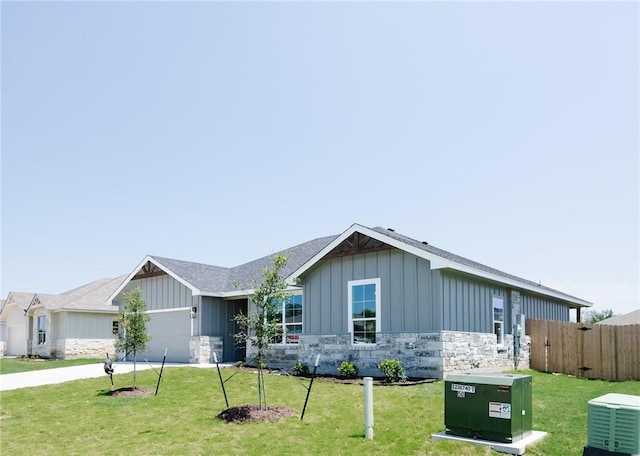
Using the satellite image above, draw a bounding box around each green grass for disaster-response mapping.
[1,368,638,455]
[0,357,102,374]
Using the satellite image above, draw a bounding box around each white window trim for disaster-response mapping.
[492,295,504,346]
[348,278,381,346]
[272,293,303,346]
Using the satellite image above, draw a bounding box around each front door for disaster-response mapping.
[223,299,248,362]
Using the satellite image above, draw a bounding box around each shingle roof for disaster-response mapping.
[53,275,127,312]
[147,256,231,293]
[227,235,338,291]
[371,226,586,302]
[3,277,128,315]
[148,235,338,294]
[597,309,640,326]
[0,292,37,316]
[127,223,589,306]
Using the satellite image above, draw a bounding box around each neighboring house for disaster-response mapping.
[0,276,126,359]
[0,293,34,356]
[597,309,640,326]
[109,223,592,378]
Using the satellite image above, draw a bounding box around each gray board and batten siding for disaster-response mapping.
[300,249,438,335]
[114,274,198,312]
[107,224,586,365]
[201,296,247,362]
[438,270,570,333]
[114,274,201,363]
[299,245,572,337]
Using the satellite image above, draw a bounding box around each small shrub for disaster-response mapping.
[378,358,407,383]
[292,362,309,376]
[337,360,358,378]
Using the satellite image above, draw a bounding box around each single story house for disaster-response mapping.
[109,223,592,378]
[0,276,126,359]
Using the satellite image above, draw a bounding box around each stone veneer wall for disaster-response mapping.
[263,331,530,379]
[190,336,223,364]
[441,331,530,374]
[53,338,117,359]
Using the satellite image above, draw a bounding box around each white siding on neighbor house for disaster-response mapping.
[3,306,27,355]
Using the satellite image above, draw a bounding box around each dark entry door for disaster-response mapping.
[223,299,247,362]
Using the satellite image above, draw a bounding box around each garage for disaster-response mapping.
[143,308,192,363]
[7,323,27,356]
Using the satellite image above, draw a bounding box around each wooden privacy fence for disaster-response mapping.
[527,319,640,381]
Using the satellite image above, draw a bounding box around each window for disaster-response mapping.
[348,278,381,344]
[272,294,303,344]
[37,315,46,345]
[493,296,504,345]
[112,320,119,335]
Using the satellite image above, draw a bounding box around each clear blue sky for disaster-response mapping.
[1,1,638,315]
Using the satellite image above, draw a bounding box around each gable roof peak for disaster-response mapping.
[289,223,592,308]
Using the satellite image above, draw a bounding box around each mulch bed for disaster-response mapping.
[227,365,436,386]
[217,367,434,424]
[313,375,435,386]
[217,405,296,424]
[106,387,154,397]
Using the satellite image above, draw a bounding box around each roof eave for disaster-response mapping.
[434,266,592,308]
[106,255,202,303]
[51,307,119,314]
[286,223,592,308]
[199,284,303,299]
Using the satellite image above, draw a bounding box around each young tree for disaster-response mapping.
[115,287,151,389]
[234,253,289,409]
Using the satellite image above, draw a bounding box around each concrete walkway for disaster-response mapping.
[0,361,219,391]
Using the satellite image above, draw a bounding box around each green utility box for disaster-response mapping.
[445,373,533,443]
[587,393,640,455]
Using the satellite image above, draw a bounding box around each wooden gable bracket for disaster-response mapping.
[133,261,167,280]
[324,231,396,260]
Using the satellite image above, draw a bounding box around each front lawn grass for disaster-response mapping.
[1,368,638,455]
[0,357,102,374]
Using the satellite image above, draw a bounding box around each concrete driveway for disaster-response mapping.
[0,361,217,391]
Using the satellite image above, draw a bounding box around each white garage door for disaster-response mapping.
[143,308,191,363]
[8,324,27,356]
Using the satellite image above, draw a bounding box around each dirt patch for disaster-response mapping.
[217,404,297,424]
[106,387,154,397]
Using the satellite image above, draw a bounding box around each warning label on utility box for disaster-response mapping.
[489,402,511,419]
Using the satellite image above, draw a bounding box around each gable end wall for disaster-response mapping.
[302,249,438,335]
